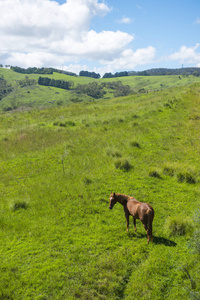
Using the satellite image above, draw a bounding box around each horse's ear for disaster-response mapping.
[113,192,115,196]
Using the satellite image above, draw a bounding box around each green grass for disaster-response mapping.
[0,70,200,299]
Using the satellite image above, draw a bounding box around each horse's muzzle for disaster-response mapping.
[109,206,112,210]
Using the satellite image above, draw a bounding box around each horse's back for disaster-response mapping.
[127,199,142,219]
[127,199,154,221]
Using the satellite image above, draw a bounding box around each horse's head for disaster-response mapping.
[109,193,117,209]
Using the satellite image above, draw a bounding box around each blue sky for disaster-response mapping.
[0,0,200,75]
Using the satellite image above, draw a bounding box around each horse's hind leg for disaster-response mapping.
[143,222,150,243]
[125,211,129,232]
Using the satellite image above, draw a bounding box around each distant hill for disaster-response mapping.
[129,67,200,76]
[6,65,200,78]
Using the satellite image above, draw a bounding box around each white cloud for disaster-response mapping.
[0,0,156,74]
[168,44,200,66]
[100,46,156,71]
[117,17,133,24]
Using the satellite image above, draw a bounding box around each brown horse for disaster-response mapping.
[109,193,154,243]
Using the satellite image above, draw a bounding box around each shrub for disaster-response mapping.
[53,120,76,127]
[164,216,193,237]
[84,177,92,185]
[177,171,196,184]
[130,141,141,148]
[114,159,132,172]
[3,106,12,111]
[185,172,196,184]
[163,165,175,177]
[149,169,161,178]
[65,121,76,127]
[59,121,67,127]
[132,114,139,119]
[57,100,63,106]
[11,201,28,211]
[53,120,60,126]
[177,172,185,183]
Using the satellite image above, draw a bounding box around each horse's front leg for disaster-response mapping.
[133,217,137,232]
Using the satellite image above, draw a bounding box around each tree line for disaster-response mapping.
[10,66,77,77]
[128,67,200,77]
[102,71,129,78]
[79,70,101,79]
[38,77,74,90]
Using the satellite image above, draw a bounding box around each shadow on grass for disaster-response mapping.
[127,232,177,247]
[153,236,177,247]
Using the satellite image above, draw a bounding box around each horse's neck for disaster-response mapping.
[116,194,129,205]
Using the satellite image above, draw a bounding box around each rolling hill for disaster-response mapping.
[1,67,200,111]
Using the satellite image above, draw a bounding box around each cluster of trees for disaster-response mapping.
[11,66,54,74]
[79,70,100,79]
[102,81,132,97]
[75,82,105,99]
[11,66,77,77]
[74,81,132,99]
[102,71,128,78]
[17,76,36,87]
[0,64,10,68]
[38,77,74,90]
[0,75,12,100]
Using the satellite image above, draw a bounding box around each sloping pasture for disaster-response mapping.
[0,80,200,299]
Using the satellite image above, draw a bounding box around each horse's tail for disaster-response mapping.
[147,208,154,242]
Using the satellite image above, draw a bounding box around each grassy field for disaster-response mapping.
[0,69,200,299]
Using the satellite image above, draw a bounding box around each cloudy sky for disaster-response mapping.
[0,0,200,75]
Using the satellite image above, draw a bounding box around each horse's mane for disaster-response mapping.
[115,193,137,203]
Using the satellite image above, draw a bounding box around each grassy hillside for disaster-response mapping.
[0,71,200,299]
[1,68,200,111]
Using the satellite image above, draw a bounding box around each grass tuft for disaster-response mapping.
[163,164,175,177]
[130,140,141,148]
[177,171,196,184]
[53,120,76,127]
[107,149,122,157]
[149,169,162,178]
[114,159,132,172]
[164,216,193,237]
[83,177,92,185]
[11,201,28,211]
